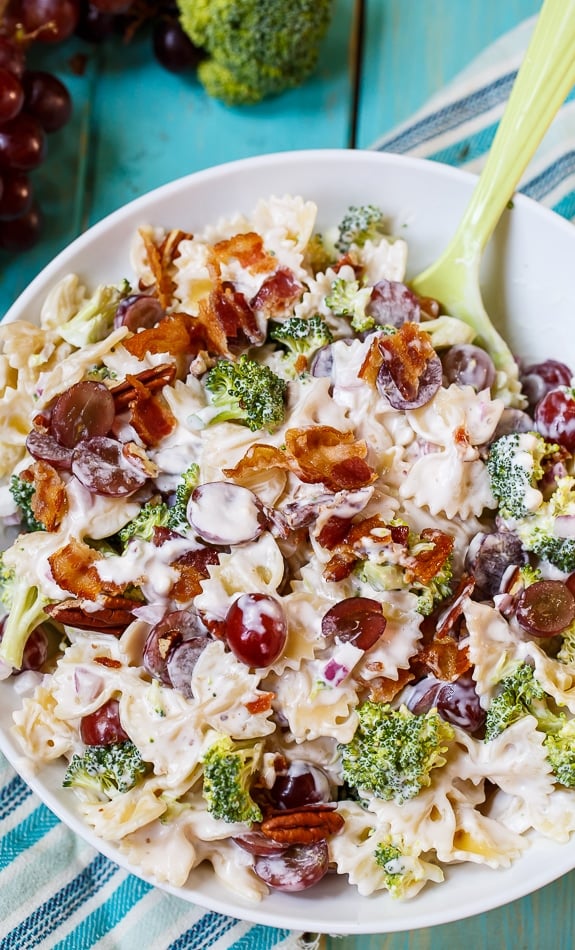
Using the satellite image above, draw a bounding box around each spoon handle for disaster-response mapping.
[453,0,575,259]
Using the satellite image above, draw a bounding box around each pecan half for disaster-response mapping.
[44,597,136,635]
[260,806,344,845]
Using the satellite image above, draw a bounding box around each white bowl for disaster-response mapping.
[2,149,575,935]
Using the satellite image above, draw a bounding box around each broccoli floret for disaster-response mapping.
[118,501,172,548]
[0,555,51,670]
[269,315,333,375]
[178,0,334,106]
[336,205,387,254]
[558,620,575,667]
[339,702,454,803]
[516,475,575,572]
[414,557,454,617]
[9,474,44,532]
[167,462,200,531]
[202,733,263,823]
[373,837,435,898]
[484,662,546,740]
[203,355,287,432]
[484,661,575,787]
[486,431,558,520]
[63,741,148,799]
[57,282,128,348]
[325,277,373,332]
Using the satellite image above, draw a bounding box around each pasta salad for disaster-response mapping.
[2,194,575,903]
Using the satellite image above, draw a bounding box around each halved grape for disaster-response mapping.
[188,482,265,545]
[465,531,527,600]
[51,381,115,448]
[366,279,420,327]
[441,343,496,391]
[520,359,573,413]
[80,698,129,745]
[25,430,73,469]
[224,593,287,668]
[71,436,148,496]
[376,352,442,410]
[253,840,329,892]
[516,579,575,636]
[166,638,208,697]
[233,831,289,857]
[143,609,206,685]
[435,674,486,733]
[114,294,164,331]
[535,388,575,451]
[321,597,386,651]
[270,762,331,810]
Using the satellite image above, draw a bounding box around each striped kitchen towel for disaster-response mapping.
[371,16,575,219]
[2,14,575,950]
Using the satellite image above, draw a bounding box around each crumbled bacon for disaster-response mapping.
[125,374,176,447]
[358,336,385,387]
[285,426,376,492]
[411,637,471,682]
[20,460,67,532]
[322,515,394,582]
[365,667,415,703]
[244,692,274,715]
[250,268,303,314]
[210,283,263,347]
[379,323,437,401]
[170,546,220,603]
[223,426,376,494]
[316,515,354,549]
[48,539,129,601]
[123,312,195,361]
[94,656,122,668]
[140,228,192,309]
[213,231,276,274]
[407,528,454,585]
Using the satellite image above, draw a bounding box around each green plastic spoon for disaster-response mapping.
[411,0,575,397]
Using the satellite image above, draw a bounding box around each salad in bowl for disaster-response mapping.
[1,150,575,933]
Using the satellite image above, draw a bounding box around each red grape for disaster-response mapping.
[71,436,148,496]
[515,579,575,636]
[367,279,421,327]
[253,840,330,891]
[465,530,527,600]
[535,388,575,451]
[224,593,287,668]
[0,169,32,220]
[0,66,23,123]
[234,832,289,857]
[188,482,265,545]
[377,350,442,410]
[0,113,46,171]
[166,638,208,697]
[22,70,72,133]
[143,609,207,685]
[0,201,42,250]
[435,673,486,733]
[153,17,204,74]
[114,293,164,331]
[0,37,25,79]
[521,359,573,412]
[75,4,116,42]
[21,0,80,43]
[441,343,496,391]
[80,698,129,745]
[270,763,331,809]
[321,597,386,651]
[26,429,73,469]
[91,0,132,11]
[51,381,115,448]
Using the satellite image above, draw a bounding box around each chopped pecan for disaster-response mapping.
[111,362,177,412]
[44,597,136,634]
[260,806,344,845]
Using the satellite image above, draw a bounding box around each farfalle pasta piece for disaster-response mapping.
[194,532,285,621]
[271,663,359,743]
[78,780,168,839]
[190,641,276,739]
[407,384,504,449]
[400,445,496,520]
[463,600,523,707]
[12,685,77,761]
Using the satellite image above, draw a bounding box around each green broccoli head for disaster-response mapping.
[178,0,334,106]
[515,476,575,572]
[269,315,333,375]
[57,282,128,348]
[325,277,374,332]
[340,702,454,803]
[0,556,51,671]
[373,837,433,898]
[63,741,149,799]
[202,733,263,823]
[204,355,287,432]
[336,205,387,254]
[118,501,172,548]
[486,431,558,520]
[9,474,45,532]
[543,719,575,787]
[167,462,200,532]
[484,663,546,740]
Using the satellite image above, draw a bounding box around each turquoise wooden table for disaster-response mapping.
[3,0,574,947]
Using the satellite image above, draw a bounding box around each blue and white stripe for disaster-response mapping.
[4,13,575,949]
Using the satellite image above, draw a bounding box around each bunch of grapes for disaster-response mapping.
[0,0,201,253]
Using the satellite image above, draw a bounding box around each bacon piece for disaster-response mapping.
[48,539,127,601]
[250,268,303,314]
[125,374,176,447]
[316,515,354,549]
[322,515,393,582]
[407,528,454,585]
[20,460,67,532]
[222,443,291,480]
[140,228,192,309]
[170,546,221,603]
[123,312,195,361]
[213,232,276,274]
[285,426,376,492]
[365,667,415,703]
[411,638,471,682]
[358,336,385,387]
[212,283,263,346]
[378,322,437,402]
[244,692,274,715]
